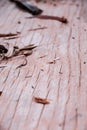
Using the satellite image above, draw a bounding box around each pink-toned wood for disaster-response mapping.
[0,0,87,130]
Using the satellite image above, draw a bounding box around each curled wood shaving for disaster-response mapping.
[34,97,50,104]
[0,44,37,60]
[16,57,27,69]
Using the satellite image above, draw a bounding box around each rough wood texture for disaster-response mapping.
[0,0,87,130]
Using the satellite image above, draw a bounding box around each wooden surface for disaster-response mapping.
[0,0,87,130]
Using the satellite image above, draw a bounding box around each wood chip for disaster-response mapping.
[34,97,50,104]
[48,61,55,64]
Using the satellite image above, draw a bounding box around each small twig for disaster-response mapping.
[37,15,68,23]
[26,15,68,24]
[0,33,19,38]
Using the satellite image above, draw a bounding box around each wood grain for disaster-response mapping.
[0,0,87,130]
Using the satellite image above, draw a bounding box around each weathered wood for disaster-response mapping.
[0,0,87,130]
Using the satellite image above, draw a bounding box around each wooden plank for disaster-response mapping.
[0,0,87,130]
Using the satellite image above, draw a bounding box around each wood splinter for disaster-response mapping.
[27,15,68,24]
[37,15,68,23]
[0,33,19,38]
[34,97,50,104]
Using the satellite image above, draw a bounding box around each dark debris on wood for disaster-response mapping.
[0,45,8,54]
[0,44,37,60]
[0,91,2,96]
